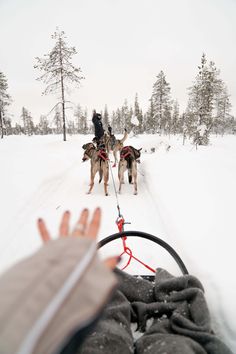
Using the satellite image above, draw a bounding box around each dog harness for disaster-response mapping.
[97,149,109,161]
[120,146,132,159]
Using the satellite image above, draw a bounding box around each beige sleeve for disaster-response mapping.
[0,237,117,354]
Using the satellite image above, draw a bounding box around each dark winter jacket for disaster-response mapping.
[92,113,104,139]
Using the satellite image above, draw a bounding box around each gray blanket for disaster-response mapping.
[78,268,232,354]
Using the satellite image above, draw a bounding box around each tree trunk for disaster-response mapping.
[59,37,66,141]
[0,110,3,139]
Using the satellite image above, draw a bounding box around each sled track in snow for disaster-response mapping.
[0,160,79,258]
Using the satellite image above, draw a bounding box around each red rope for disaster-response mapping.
[116,217,156,274]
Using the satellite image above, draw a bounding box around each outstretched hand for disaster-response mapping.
[37,207,119,270]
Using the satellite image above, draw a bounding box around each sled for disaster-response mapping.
[98,230,188,281]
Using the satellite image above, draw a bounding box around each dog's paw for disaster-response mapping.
[134,191,138,195]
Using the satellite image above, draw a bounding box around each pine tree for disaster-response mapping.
[80,114,88,134]
[103,105,109,130]
[74,105,89,134]
[213,83,232,136]
[74,104,83,133]
[146,97,155,133]
[0,71,11,139]
[112,109,122,133]
[67,120,76,135]
[151,71,172,134]
[83,108,88,134]
[38,115,51,135]
[187,54,224,146]
[182,110,195,143]
[171,100,180,135]
[3,118,12,136]
[13,123,23,135]
[34,28,84,141]
[21,107,34,136]
[121,100,129,132]
[133,93,143,134]
[110,111,116,133]
[53,105,62,134]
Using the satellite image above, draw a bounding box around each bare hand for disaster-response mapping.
[37,207,119,270]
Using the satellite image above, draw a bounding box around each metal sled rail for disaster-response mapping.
[98,231,189,276]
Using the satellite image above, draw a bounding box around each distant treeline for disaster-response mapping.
[1,29,235,147]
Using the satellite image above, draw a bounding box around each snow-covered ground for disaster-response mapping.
[0,133,235,352]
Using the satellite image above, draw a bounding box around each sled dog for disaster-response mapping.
[118,146,142,195]
[103,129,128,167]
[82,143,109,196]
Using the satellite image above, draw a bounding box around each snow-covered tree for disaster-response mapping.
[146,97,155,133]
[3,118,12,136]
[133,93,143,134]
[121,100,130,132]
[74,104,83,133]
[21,107,34,136]
[0,71,11,139]
[111,109,122,133]
[12,123,23,135]
[34,28,84,141]
[213,83,232,136]
[74,105,88,134]
[38,115,51,135]
[67,119,76,135]
[53,105,62,134]
[103,105,109,130]
[151,70,172,134]
[83,108,89,134]
[171,100,180,135]
[187,53,225,146]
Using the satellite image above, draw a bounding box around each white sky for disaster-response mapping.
[0,0,236,124]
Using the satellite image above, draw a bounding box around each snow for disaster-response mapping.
[0,133,236,352]
[131,115,139,126]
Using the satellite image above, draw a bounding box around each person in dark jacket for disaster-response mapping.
[92,110,104,141]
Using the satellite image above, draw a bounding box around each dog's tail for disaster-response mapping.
[99,167,103,183]
[120,129,128,144]
[126,156,133,183]
[128,168,132,184]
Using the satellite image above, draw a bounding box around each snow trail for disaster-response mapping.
[0,134,235,352]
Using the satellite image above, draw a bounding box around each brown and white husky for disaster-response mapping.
[82,143,109,196]
[118,146,142,195]
[103,129,128,167]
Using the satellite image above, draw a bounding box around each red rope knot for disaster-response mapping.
[116,217,125,233]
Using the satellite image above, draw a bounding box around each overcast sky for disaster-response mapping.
[0,0,236,124]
